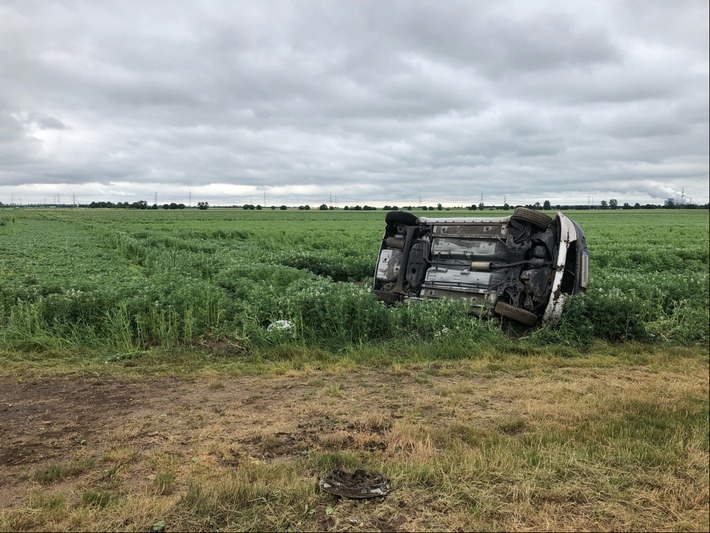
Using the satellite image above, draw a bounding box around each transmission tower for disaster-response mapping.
[257,186,269,206]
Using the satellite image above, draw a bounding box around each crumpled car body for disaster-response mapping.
[373,208,588,326]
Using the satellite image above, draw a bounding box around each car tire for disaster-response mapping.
[511,207,552,230]
[385,211,419,226]
[494,301,539,326]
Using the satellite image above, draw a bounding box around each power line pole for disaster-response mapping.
[257,186,269,206]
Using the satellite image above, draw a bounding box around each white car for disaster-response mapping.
[373,208,588,326]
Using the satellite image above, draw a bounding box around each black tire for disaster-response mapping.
[511,207,552,230]
[494,301,539,326]
[385,211,419,226]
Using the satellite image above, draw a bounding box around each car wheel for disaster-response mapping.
[511,207,552,230]
[385,211,419,226]
[494,301,539,326]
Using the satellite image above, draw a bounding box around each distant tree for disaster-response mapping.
[437,203,443,210]
[151,204,158,210]
[320,203,329,210]
[622,202,631,209]
[177,203,185,209]
[634,202,641,209]
[382,205,392,211]
[343,205,349,210]
[256,204,262,210]
[162,203,170,209]
[543,200,551,210]
[534,201,541,210]
[270,205,277,210]
[609,199,618,210]
[600,200,608,210]
[280,205,287,210]
[197,201,209,210]
[503,203,510,210]
[478,202,484,211]
[169,202,178,210]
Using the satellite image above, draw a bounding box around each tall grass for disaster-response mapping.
[0,209,707,356]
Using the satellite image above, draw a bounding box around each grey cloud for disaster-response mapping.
[32,114,67,129]
[0,0,707,206]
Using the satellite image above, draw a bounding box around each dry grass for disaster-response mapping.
[1,350,708,532]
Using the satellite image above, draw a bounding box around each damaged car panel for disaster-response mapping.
[373,208,588,326]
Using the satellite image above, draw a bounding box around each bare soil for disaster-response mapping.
[0,370,501,508]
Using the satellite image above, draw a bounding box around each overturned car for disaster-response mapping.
[373,208,588,326]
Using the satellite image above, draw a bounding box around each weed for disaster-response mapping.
[151,471,176,496]
[31,458,96,484]
[81,490,113,508]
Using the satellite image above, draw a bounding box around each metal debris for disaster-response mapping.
[318,468,391,499]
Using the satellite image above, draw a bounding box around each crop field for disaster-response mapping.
[0,208,708,532]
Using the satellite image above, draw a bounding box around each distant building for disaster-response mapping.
[664,188,691,206]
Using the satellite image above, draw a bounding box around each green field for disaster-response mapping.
[1,208,708,360]
[0,208,708,532]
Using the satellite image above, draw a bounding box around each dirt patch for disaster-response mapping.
[0,370,498,511]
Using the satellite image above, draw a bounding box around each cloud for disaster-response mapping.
[0,0,707,206]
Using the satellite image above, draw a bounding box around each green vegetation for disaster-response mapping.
[30,459,96,485]
[0,208,707,366]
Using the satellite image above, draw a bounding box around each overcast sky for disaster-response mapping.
[1,0,708,207]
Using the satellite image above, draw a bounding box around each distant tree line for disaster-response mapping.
[343,205,378,210]
[86,201,186,209]
[3,198,707,210]
[241,204,289,210]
